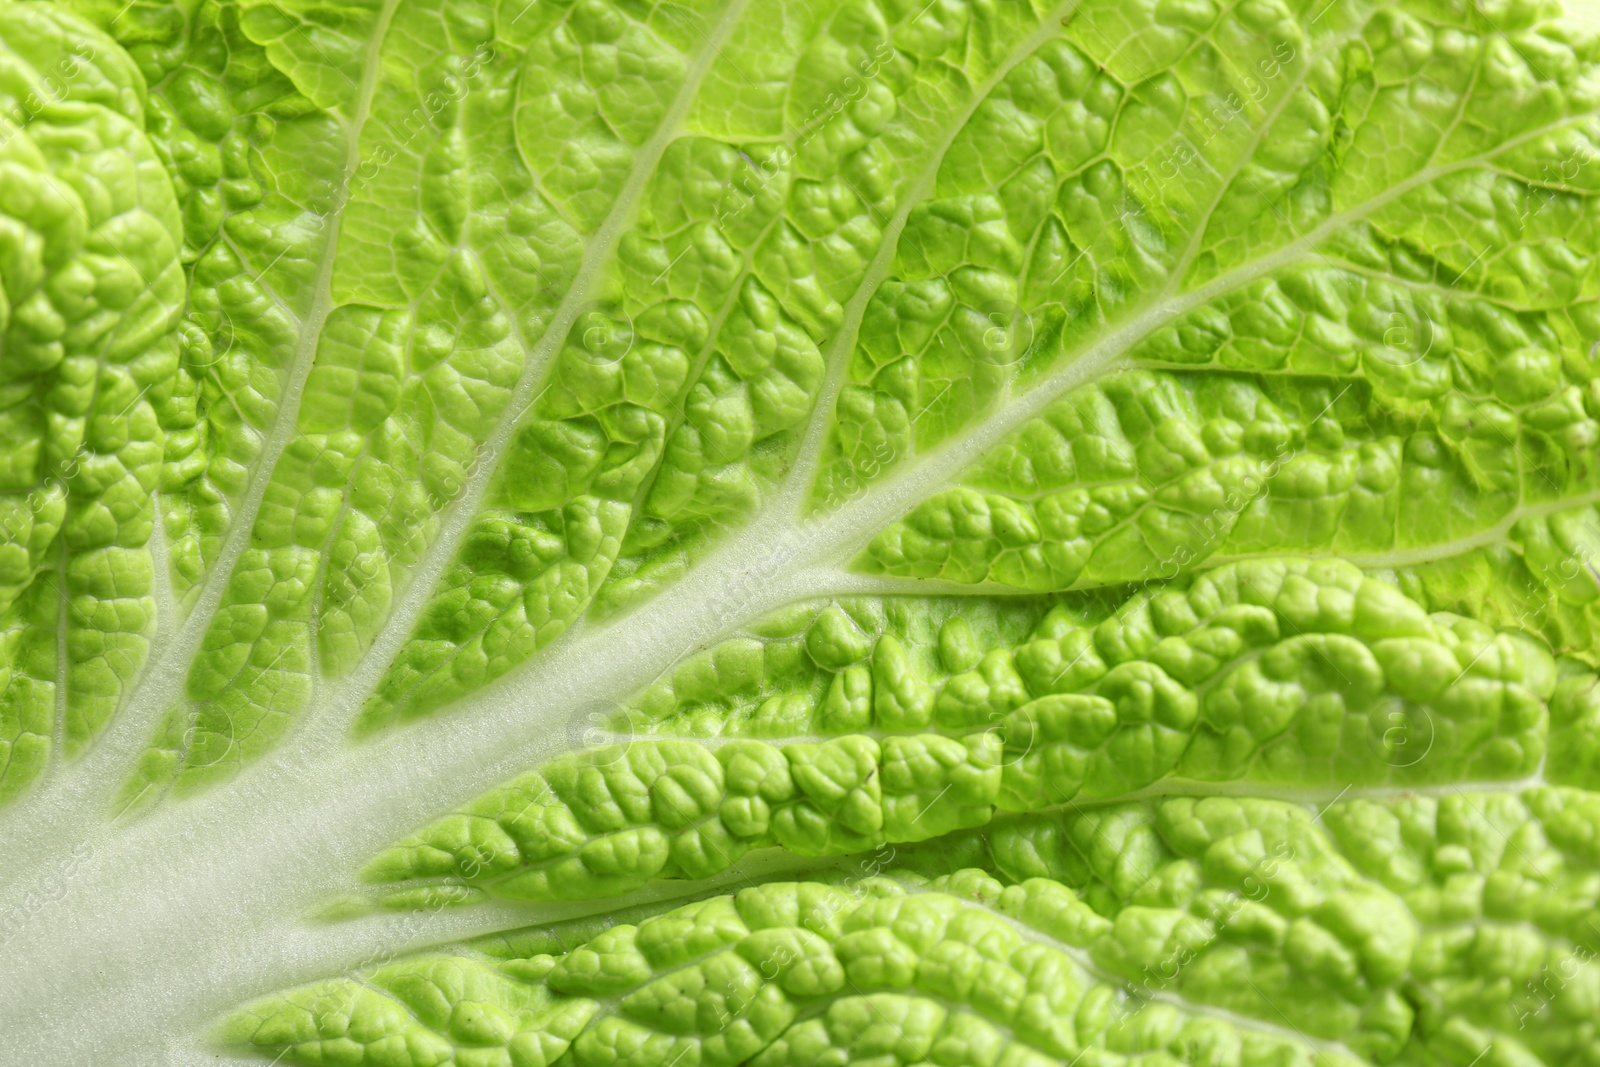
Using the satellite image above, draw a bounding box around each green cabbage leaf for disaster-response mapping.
[4,0,1600,1063]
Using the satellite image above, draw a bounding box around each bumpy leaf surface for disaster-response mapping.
[4,0,1600,1064]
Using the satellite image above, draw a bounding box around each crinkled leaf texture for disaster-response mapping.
[6,0,1600,1064]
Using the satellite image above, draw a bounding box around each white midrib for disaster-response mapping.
[4,53,1600,1067]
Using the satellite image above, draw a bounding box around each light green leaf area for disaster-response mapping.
[0,0,183,797]
[8,0,1600,1064]
[363,563,1561,904]
[233,789,1600,1067]
[71,0,341,610]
